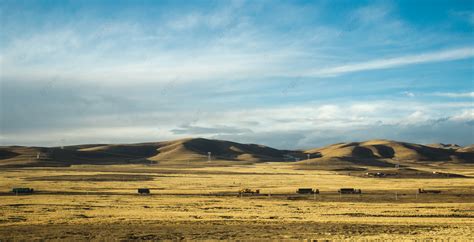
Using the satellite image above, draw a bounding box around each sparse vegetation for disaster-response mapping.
[0,160,473,240]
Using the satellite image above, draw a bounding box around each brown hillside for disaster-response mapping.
[0,138,296,167]
[1,138,472,168]
[304,139,471,162]
[458,145,474,153]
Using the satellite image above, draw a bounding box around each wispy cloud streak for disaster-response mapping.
[308,47,474,77]
[433,92,474,98]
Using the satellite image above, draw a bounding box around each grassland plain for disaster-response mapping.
[0,162,473,240]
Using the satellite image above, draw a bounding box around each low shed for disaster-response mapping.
[12,188,34,194]
[296,188,319,194]
[338,188,362,194]
[138,188,150,195]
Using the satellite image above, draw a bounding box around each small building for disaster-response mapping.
[296,188,319,194]
[238,188,260,195]
[338,188,362,194]
[12,188,34,194]
[418,188,441,194]
[366,172,387,177]
[138,188,150,195]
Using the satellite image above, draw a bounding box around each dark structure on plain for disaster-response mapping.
[418,188,441,194]
[138,188,150,195]
[238,188,260,195]
[338,188,362,194]
[12,188,34,194]
[366,172,388,177]
[296,188,319,194]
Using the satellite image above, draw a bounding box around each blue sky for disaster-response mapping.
[0,0,473,148]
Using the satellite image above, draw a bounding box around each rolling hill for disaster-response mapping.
[297,139,473,177]
[0,138,472,169]
[0,138,301,167]
[304,139,473,162]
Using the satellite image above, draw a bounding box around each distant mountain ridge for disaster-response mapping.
[0,138,472,168]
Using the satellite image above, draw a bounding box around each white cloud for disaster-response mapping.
[0,126,180,147]
[4,45,472,85]
[451,109,474,122]
[307,47,474,77]
[315,105,341,120]
[2,1,473,86]
[402,91,415,97]
[2,99,473,147]
[433,92,474,98]
[401,111,430,125]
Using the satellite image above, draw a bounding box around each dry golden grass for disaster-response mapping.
[0,162,473,240]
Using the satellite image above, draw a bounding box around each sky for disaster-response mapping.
[0,0,473,149]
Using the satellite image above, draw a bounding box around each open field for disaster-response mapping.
[1,162,473,240]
